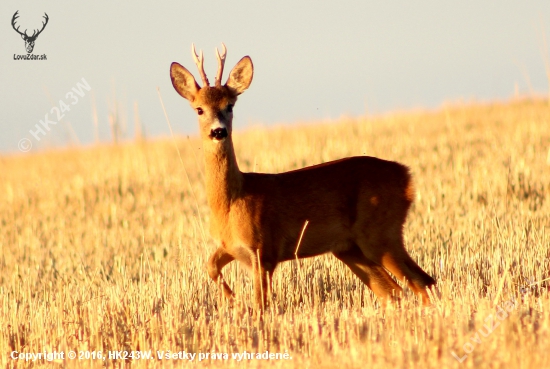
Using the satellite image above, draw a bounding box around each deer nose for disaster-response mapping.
[210,127,228,140]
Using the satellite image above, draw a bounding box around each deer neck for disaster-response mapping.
[203,138,243,216]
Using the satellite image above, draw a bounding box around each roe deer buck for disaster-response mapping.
[170,43,436,309]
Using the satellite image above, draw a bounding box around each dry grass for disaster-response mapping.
[1,98,549,368]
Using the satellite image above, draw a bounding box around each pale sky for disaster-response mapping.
[1,1,549,153]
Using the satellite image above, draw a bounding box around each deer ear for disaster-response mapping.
[21,34,25,40]
[226,56,253,95]
[170,62,200,102]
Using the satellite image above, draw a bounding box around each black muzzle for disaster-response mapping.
[210,127,228,140]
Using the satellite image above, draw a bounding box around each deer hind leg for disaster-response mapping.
[207,246,235,300]
[380,249,436,306]
[379,237,436,306]
[333,245,403,306]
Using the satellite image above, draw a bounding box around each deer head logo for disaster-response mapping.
[12,11,49,54]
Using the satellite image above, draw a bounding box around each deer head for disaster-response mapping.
[12,11,49,54]
[170,44,253,146]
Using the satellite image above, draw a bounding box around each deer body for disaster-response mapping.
[170,44,436,309]
[209,155,412,261]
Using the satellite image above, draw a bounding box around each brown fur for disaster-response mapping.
[170,47,436,310]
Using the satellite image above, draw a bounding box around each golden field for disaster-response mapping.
[1,98,549,368]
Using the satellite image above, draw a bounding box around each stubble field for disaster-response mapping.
[1,98,549,368]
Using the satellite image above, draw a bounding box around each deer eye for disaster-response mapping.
[197,107,204,115]
[227,104,233,113]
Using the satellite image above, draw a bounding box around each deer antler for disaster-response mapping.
[31,13,49,39]
[192,43,210,87]
[215,43,227,87]
[11,11,26,37]
[11,11,49,40]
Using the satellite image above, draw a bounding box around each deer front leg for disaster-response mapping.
[207,246,235,300]
[252,258,275,312]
